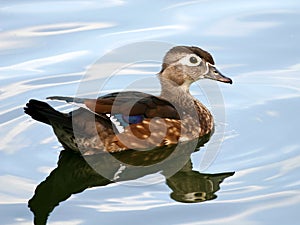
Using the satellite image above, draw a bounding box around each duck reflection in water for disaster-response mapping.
[25,45,234,225]
[29,142,234,225]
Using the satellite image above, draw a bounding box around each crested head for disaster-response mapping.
[159,46,232,93]
[161,46,215,71]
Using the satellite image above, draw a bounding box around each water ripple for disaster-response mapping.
[17,22,115,37]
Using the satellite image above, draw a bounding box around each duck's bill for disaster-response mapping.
[204,64,233,84]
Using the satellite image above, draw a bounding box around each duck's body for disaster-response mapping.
[25,45,232,155]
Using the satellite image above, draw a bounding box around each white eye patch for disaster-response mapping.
[178,54,202,67]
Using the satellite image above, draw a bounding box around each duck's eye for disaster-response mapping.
[179,54,201,66]
[189,56,198,64]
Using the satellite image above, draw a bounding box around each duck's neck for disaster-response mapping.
[159,71,194,105]
[159,77,195,105]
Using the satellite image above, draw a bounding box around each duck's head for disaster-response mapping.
[159,46,232,91]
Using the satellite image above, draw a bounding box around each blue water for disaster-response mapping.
[1,0,300,224]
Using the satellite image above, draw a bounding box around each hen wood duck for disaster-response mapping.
[24,46,232,155]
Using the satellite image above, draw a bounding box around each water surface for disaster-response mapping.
[1,0,300,224]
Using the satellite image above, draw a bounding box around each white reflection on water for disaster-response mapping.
[0,22,115,51]
[162,0,210,10]
[0,118,33,154]
[0,73,81,102]
[100,25,186,38]
[266,154,300,181]
[1,0,124,13]
[80,191,180,212]
[205,11,282,37]
[46,220,84,225]
[163,0,299,38]
[0,175,35,204]
[226,63,300,109]
[177,191,300,225]
[228,152,300,189]
[9,219,84,225]
[0,51,89,74]
[14,22,115,37]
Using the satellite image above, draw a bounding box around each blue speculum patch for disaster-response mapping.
[114,114,144,127]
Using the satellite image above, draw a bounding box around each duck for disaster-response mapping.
[24,45,232,155]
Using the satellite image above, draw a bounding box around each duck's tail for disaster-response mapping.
[24,99,67,126]
[46,96,85,103]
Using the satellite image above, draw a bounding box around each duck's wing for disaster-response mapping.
[48,92,185,151]
[48,91,179,120]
